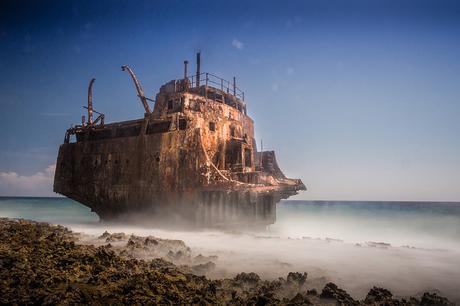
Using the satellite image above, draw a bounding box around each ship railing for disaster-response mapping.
[186,72,245,101]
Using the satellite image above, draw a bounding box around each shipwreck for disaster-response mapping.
[54,53,306,227]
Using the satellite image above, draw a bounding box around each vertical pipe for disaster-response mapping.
[196,52,201,87]
[233,76,236,96]
[183,60,188,79]
[260,139,263,168]
[87,78,95,125]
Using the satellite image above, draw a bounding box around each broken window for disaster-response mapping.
[209,122,216,132]
[179,118,187,130]
[230,126,235,137]
[146,121,171,134]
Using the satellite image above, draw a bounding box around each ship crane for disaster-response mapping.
[83,78,104,126]
[121,65,153,114]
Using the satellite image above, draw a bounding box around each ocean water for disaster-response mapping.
[1,197,460,301]
[1,197,459,250]
[273,200,460,251]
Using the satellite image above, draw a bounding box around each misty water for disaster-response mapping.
[1,197,460,302]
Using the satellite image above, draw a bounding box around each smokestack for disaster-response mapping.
[184,60,188,79]
[196,51,201,87]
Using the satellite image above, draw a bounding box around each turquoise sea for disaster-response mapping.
[1,197,459,251]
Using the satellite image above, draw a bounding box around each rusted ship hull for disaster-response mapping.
[54,54,305,227]
[54,123,303,227]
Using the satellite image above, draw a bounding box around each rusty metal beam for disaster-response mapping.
[121,65,152,114]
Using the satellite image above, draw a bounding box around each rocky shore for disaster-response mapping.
[0,218,454,305]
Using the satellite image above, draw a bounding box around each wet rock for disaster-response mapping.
[98,231,110,239]
[103,232,127,242]
[366,241,391,249]
[325,237,343,243]
[191,261,216,275]
[288,293,312,305]
[286,272,308,286]
[193,254,218,265]
[235,272,261,286]
[420,292,454,306]
[144,236,159,246]
[320,282,359,305]
[364,287,394,304]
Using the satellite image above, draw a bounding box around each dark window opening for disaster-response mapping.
[179,118,187,130]
[167,100,173,110]
[115,125,141,138]
[146,121,171,134]
[209,122,216,132]
[244,148,252,167]
[230,126,235,137]
[225,142,242,170]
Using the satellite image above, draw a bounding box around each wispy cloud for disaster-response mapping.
[0,164,57,197]
[232,38,244,50]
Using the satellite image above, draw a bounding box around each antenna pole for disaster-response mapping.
[196,52,201,87]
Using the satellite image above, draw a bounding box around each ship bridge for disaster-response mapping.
[177,72,247,115]
[161,52,247,115]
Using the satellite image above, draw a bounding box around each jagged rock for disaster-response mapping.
[320,282,359,305]
[234,272,261,286]
[420,292,454,306]
[98,231,110,239]
[287,272,308,286]
[103,232,127,242]
[191,261,216,275]
[144,236,159,246]
[364,287,393,303]
[288,293,312,305]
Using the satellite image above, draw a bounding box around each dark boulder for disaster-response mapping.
[320,282,359,305]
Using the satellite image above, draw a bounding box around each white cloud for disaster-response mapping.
[0,164,57,197]
[232,38,244,50]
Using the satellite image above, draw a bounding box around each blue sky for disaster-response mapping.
[0,0,459,200]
